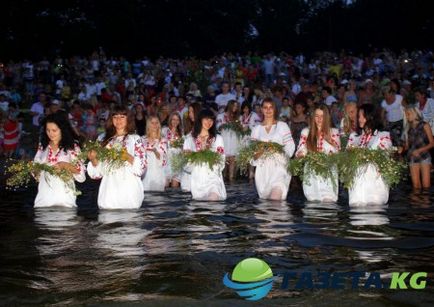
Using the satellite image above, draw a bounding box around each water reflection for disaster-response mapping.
[254,200,294,253]
[0,183,433,305]
[31,208,86,292]
[34,207,78,230]
[348,204,390,226]
[97,210,149,257]
[347,204,393,264]
[302,202,339,222]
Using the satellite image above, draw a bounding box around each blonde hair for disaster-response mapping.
[402,105,423,143]
[146,115,162,139]
[342,102,357,135]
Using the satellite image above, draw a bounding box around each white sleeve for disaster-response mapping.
[157,139,169,167]
[87,161,103,179]
[70,144,86,183]
[182,135,194,172]
[281,122,295,157]
[249,113,260,130]
[33,144,44,163]
[346,132,358,149]
[216,113,224,130]
[295,128,309,156]
[378,132,392,150]
[250,125,259,141]
[213,135,226,172]
[127,136,147,176]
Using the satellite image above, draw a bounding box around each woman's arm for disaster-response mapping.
[295,128,309,157]
[413,123,434,156]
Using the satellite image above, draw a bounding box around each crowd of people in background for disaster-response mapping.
[1,48,434,192]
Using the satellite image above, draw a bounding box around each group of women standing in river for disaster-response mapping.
[31,96,434,209]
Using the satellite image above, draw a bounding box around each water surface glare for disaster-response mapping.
[1,182,434,306]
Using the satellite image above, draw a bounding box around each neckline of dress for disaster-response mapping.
[262,122,277,133]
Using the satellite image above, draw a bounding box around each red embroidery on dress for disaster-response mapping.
[167,129,179,142]
[195,136,215,151]
[47,145,62,164]
[242,114,251,125]
[217,146,224,154]
[317,134,324,152]
[359,133,373,148]
[134,139,147,168]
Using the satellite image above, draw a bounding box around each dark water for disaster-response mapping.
[1,178,434,306]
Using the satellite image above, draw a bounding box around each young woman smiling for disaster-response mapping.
[87,105,147,209]
[34,112,85,207]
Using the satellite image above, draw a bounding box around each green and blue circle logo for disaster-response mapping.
[223,258,274,301]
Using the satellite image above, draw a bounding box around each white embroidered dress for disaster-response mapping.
[162,127,182,182]
[141,136,168,191]
[180,132,192,192]
[239,113,252,148]
[296,128,341,202]
[87,134,146,209]
[347,130,392,205]
[183,134,227,201]
[216,113,241,157]
[34,143,86,208]
[250,121,295,200]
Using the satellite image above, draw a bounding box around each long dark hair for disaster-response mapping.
[192,109,217,139]
[183,102,202,135]
[356,104,383,135]
[241,100,252,115]
[40,112,77,152]
[102,105,136,146]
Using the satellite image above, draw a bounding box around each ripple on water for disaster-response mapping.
[0,182,433,305]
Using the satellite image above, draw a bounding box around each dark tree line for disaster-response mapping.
[1,0,434,60]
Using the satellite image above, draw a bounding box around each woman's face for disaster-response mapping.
[232,102,239,113]
[46,122,62,144]
[262,102,275,119]
[254,105,261,114]
[171,115,180,128]
[314,109,324,129]
[415,92,425,103]
[243,105,250,115]
[358,110,367,129]
[307,99,314,107]
[161,106,169,115]
[149,117,160,132]
[188,106,195,122]
[112,114,128,133]
[345,104,357,122]
[201,117,214,131]
[135,105,143,113]
[405,109,417,122]
[295,104,305,115]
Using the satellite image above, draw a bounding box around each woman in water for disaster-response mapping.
[295,104,341,202]
[34,112,85,207]
[347,104,392,205]
[250,98,295,201]
[183,109,226,201]
[87,105,147,209]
